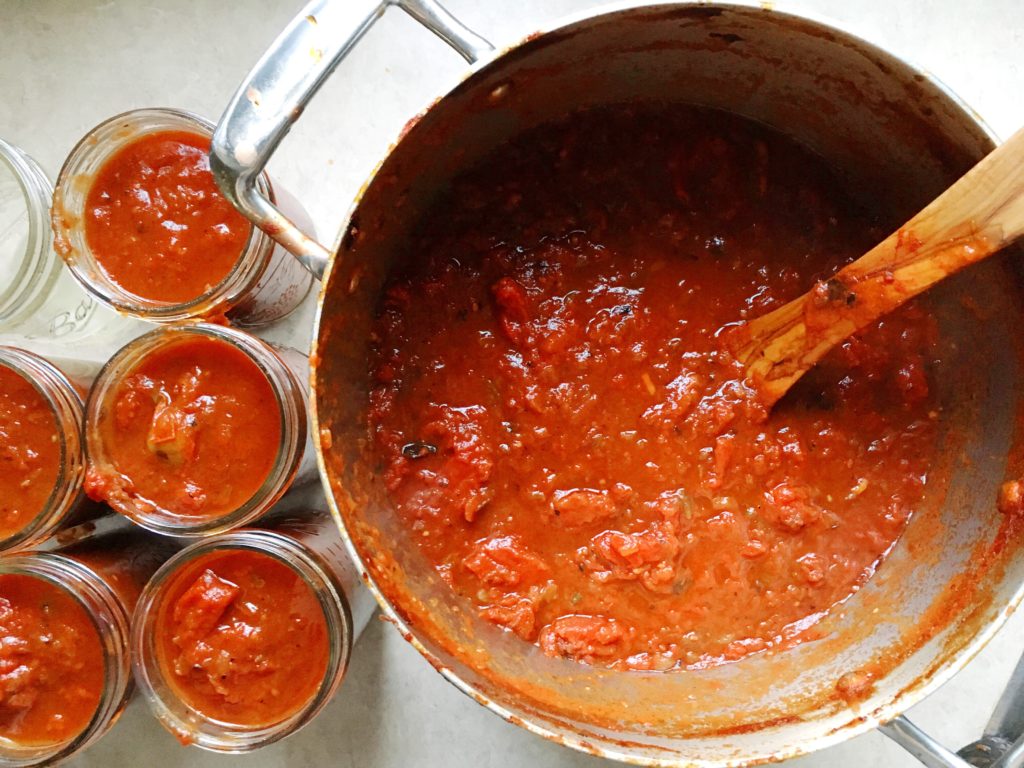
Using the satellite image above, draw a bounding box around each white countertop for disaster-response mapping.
[3,1,1023,766]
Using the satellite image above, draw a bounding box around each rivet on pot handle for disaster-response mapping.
[210,0,493,280]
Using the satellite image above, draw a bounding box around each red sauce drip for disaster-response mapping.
[86,337,281,520]
[0,365,60,540]
[154,550,329,725]
[366,106,941,670]
[84,130,250,304]
[0,574,104,745]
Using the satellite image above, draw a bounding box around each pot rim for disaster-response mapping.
[309,2,1013,765]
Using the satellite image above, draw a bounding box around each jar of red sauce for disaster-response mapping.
[0,346,98,553]
[51,108,313,327]
[132,510,373,751]
[0,528,174,765]
[83,323,314,536]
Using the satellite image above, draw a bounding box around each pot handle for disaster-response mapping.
[881,716,976,768]
[881,646,1024,767]
[210,0,493,280]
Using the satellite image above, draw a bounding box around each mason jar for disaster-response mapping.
[0,138,134,344]
[0,345,101,553]
[131,509,373,751]
[0,528,173,766]
[83,323,315,535]
[51,108,314,327]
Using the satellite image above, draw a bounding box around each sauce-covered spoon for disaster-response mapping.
[734,125,1024,407]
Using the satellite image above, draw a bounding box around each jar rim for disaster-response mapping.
[131,530,352,752]
[83,323,307,535]
[51,107,277,322]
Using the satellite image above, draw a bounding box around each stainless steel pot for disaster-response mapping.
[210,2,1024,765]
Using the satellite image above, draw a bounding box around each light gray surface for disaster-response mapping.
[2,1,1023,766]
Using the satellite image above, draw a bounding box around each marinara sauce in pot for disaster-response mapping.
[211,2,1024,765]
[366,104,942,672]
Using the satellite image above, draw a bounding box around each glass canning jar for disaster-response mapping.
[51,108,314,327]
[0,346,101,553]
[83,322,316,536]
[132,509,373,752]
[0,138,133,344]
[0,528,173,766]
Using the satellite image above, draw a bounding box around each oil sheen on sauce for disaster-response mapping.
[367,106,942,670]
[0,365,60,540]
[0,574,104,746]
[83,130,250,304]
[154,550,329,725]
[85,336,281,520]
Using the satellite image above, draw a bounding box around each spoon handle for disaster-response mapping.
[736,125,1024,407]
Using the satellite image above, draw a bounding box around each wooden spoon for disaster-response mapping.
[733,126,1024,408]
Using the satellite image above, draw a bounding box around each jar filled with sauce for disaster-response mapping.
[0,528,174,765]
[132,510,371,751]
[83,323,314,536]
[51,108,313,327]
[0,346,99,553]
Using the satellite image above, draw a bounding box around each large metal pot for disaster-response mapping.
[210,2,1024,765]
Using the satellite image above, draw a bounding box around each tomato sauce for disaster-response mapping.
[86,336,281,520]
[154,550,329,726]
[0,574,104,746]
[367,106,942,670]
[0,365,60,541]
[84,130,250,304]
